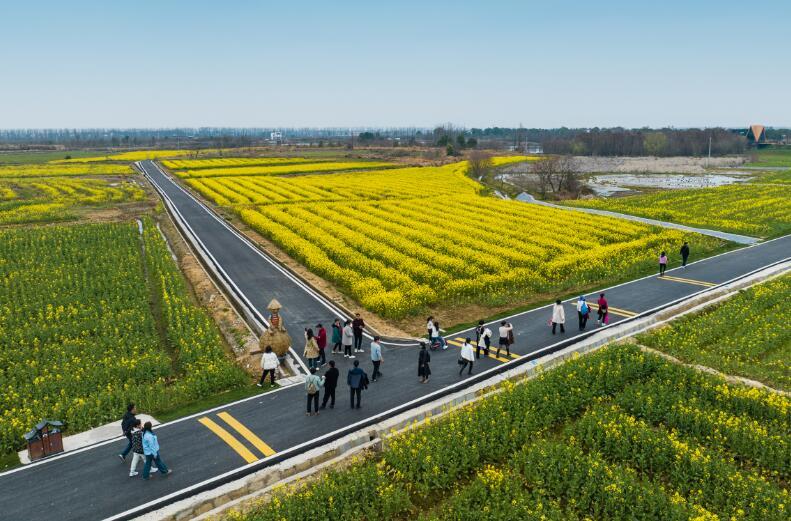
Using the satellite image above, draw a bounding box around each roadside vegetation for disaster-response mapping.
[639,274,791,390]
[0,220,248,456]
[223,343,790,521]
[563,183,791,238]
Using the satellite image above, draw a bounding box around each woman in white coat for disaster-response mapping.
[551,299,565,335]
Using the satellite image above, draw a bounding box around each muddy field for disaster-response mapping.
[503,155,746,175]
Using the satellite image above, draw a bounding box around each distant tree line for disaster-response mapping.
[2,126,785,155]
[542,128,747,157]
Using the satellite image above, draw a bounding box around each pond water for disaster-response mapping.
[588,173,753,196]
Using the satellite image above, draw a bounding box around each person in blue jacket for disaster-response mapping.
[347,360,369,409]
[142,421,171,480]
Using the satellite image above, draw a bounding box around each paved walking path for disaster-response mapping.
[516,192,761,245]
[0,161,787,521]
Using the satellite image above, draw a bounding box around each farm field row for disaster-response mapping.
[0,162,132,178]
[53,149,199,163]
[181,161,723,318]
[563,183,791,238]
[0,177,145,225]
[162,156,333,170]
[172,160,398,179]
[0,221,248,454]
[639,273,791,390]
[225,343,790,521]
[185,163,481,205]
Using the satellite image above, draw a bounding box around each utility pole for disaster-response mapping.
[707,135,712,168]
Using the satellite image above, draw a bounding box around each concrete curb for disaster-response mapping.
[516,192,761,245]
[141,260,789,521]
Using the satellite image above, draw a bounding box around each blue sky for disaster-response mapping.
[1,1,788,128]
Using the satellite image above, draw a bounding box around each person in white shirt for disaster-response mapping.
[342,320,355,358]
[426,316,434,340]
[476,325,492,359]
[497,321,513,358]
[551,299,566,334]
[258,345,279,387]
[459,337,475,375]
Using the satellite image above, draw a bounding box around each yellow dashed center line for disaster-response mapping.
[199,417,258,463]
[660,274,717,287]
[587,303,638,318]
[450,337,510,362]
[217,412,276,457]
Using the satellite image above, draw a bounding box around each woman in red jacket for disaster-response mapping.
[316,323,328,366]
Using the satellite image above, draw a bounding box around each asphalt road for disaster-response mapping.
[0,160,787,521]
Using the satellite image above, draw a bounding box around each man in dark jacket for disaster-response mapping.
[347,360,368,409]
[680,242,690,267]
[118,403,137,461]
[352,313,365,353]
[321,360,339,409]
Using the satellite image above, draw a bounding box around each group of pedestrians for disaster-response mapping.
[551,292,610,333]
[301,313,376,415]
[117,403,171,480]
[304,358,371,415]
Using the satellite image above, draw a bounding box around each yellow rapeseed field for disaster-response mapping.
[183,160,723,317]
[174,160,397,179]
[52,149,198,163]
[0,177,145,225]
[162,157,331,170]
[0,163,133,178]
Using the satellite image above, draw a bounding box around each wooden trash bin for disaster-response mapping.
[24,420,65,462]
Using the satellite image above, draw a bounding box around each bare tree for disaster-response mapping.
[530,155,580,198]
[467,150,493,181]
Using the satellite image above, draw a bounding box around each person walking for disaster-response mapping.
[128,419,145,477]
[316,323,328,366]
[321,360,339,409]
[426,316,434,340]
[141,422,171,480]
[659,251,668,277]
[352,313,365,353]
[118,403,137,462]
[331,318,343,355]
[370,336,383,381]
[680,242,690,268]
[476,322,492,359]
[597,293,609,326]
[347,360,368,409]
[576,296,590,331]
[342,319,355,358]
[303,328,320,370]
[497,321,513,358]
[305,367,324,416]
[418,342,431,383]
[459,337,475,375]
[258,345,278,387]
[551,299,566,334]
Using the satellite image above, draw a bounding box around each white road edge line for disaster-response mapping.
[0,382,300,478]
[138,162,310,374]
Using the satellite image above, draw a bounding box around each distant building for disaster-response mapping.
[525,142,543,154]
[746,124,766,145]
[270,131,283,143]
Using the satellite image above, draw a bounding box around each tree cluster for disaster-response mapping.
[543,128,746,157]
